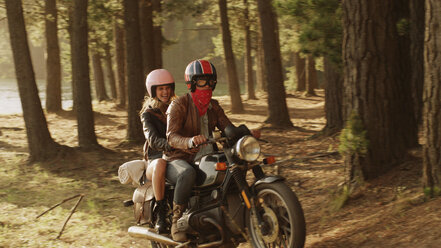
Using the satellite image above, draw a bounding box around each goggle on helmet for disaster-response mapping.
[185,59,217,92]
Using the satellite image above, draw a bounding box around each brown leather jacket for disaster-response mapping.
[164,93,232,162]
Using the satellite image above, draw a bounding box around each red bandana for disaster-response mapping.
[191,89,212,116]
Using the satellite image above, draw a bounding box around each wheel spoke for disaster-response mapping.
[278,231,289,247]
[249,184,304,248]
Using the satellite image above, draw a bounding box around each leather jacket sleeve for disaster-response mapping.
[211,99,233,131]
[142,111,172,152]
[166,97,193,150]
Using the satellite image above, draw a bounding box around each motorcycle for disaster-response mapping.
[123,124,306,247]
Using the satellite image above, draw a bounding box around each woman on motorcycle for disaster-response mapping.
[140,69,176,234]
[164,59,259,242]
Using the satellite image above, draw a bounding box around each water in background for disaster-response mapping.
[0,79,73,115]
[0,79,242,115]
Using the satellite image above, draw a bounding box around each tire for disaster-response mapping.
[246,182,306,248]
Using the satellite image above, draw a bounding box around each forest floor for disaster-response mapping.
[1,90,441,247]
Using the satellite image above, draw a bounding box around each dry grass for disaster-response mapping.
[1,93,441,247]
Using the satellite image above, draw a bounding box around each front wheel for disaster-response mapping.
[246,182,306,248]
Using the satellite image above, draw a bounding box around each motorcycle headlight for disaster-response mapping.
[234,136,261,162]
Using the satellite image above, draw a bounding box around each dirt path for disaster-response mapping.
[1,91,440,247]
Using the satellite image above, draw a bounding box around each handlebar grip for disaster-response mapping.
[194,138,216,148]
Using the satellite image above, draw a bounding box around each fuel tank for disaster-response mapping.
[195,153,227,188]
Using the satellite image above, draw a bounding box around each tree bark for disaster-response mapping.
[72,0,99,148]
[306,55,317,96]
[45,0,62,112]
[5,0,62,161]
[257,0,292,127]
[139,0,155,75]
[91,52,109,101]
[66,2,76,113]
[396,0,418,148]
[255,17,267,92]
[124,0,145,143]
[423,0,441,196]
[152,0,162,68]
[114,19,126,108]
[243,0,256,100]
[294,52,306,92]
[410,0,425,125]
[104,44,117,99]
[323,57,343,135]
[219,0,244,113]
[342,0,417,180]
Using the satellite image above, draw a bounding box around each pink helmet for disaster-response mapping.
[145,69,175,98]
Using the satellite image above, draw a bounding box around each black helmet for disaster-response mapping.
[185,59,217,92]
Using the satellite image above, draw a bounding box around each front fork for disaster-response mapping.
[231,164,272,235]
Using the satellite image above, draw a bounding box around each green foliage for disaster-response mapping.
[88,0,121,54]
[396,18,410,36]
[424,186,441,197]
[339,112,369,156]
[283,65,297,90]
[275,0,342,65]
[163,0,208,19]
[185,0,260,64]
[329,184,351,212]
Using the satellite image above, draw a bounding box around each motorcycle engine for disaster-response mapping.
[178,208,222,236]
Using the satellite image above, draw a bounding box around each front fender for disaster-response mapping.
[253,175,285,187]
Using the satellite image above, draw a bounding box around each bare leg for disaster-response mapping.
[146,158,167,201]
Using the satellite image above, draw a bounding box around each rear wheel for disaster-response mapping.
[246,182,306,248]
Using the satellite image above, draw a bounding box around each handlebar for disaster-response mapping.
[194,137,224,148]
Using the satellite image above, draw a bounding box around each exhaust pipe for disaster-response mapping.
[128,226,181,246]
[197,217,224,248]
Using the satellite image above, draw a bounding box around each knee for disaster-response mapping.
[154,159,167,176]
[180,167,196,182]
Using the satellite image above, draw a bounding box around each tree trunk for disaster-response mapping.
[243,0,256,100]
[72,0,99,148]
[219,0,244,113]
[306,55,317,96]
[396,1,418,149]
[124,0,145,143]
[342,0,417,181]
[5,0,63,161]
[423,0,441,197]
[114,18,126,108]
[104,44,117,99]
[152,0,162,68]
[323,57,343,135]
[410,0,425,125]
[294,52,306,92]
[45,0,62,112]
[255,18,267,92]
[257,0,292,128]
[91,52,109,102]
[67,2,76,113]
[139,0,155,76]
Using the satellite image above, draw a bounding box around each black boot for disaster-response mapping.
[155,199,168,234]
